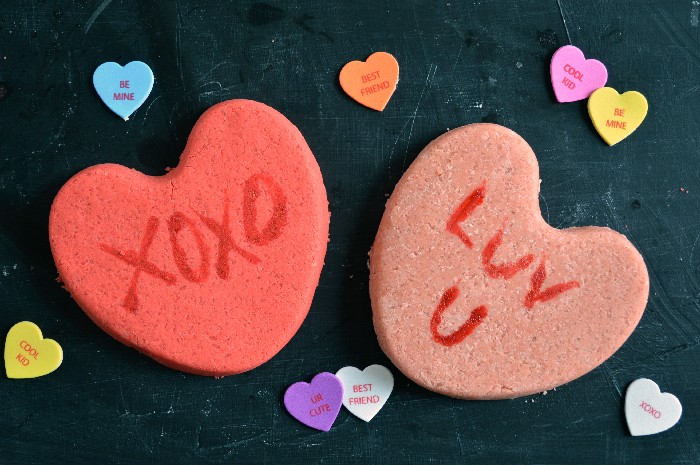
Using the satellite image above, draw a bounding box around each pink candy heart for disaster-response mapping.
[550,45,607,103]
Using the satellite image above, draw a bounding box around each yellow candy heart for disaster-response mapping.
[588,87,648,146]
[4,321,63,379]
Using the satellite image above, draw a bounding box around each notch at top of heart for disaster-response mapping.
[93,61,154,121]
[339,52,399,111]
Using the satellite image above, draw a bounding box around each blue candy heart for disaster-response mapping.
[93,61,154,121]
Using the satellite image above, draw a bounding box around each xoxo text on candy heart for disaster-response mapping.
[625,378,682,436]
[639,401,661,419]
[431,180,581,347]
[99,173,287,312]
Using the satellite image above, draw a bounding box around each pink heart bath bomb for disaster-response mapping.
[369,123,649,399]
[550,45,607,102]
[49,100,330,376]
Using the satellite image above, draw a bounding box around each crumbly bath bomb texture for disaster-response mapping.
[49,99,329,376]
[369,123,649,399]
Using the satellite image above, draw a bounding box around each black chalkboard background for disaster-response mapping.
[1,1,699,464]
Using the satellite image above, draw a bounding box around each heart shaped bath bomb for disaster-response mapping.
[369,123,649,399]
[284,372,344,432]
[625,378,682,436]
[5,321,63,379]
[339,52,399,111]
[93,61,154,120]
[49,99,329,376]
[588,87,648,146]
[550,45,607,102]
[336,364,393,422]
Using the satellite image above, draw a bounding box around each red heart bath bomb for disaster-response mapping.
[49,99,329,376]
[369,123,649,399]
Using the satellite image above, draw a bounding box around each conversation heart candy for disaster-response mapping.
[49,100,330,376]
[336,364,393,422]
[93,61,154,120]
[339,52,399,111]
[550,45,607,102]
[625,378,682,436]
[369,123,649,399]
[5,321,63,379]
[284,372,344,432]
[588,87,648,146]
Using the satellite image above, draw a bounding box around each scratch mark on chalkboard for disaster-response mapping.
[450,43,464,76]
[402,64,437,168]
[411,1,429,64]
[554,0,572,44]
[293,14,333,42]
[680,430,700,463]
[449,408,465,459]
[649,265,699,342]
[142,95,162,121]
[196,62,229,85]
[692,1,699,27]
[175,0,185,87]
[248,3,286,26]
[646,3,700,66]
[83,0,114,34]
[642,200,700,297]
[618,341,700,373]
[601,366,622,397]
[689,233,700,264]
[540,193,551,223]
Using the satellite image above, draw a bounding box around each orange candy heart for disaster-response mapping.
[339,52,399,111]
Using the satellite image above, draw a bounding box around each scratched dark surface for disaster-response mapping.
[1,1,699,464]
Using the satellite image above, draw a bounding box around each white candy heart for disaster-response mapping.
[625,378,682,436]
[336,365,394,422]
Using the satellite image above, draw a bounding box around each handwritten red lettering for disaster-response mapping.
[481,227,535,279]
[196,191,260,279]
[243,173,288,246]
[430,285,488,347]
[100,217,177,312]
[446,180,486,248]
[524,256,580,309]
[431,182,581,346]
[168,212,210,283]
[100,174,287,312]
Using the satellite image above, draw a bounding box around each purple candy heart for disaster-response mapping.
[284,372,344,432]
